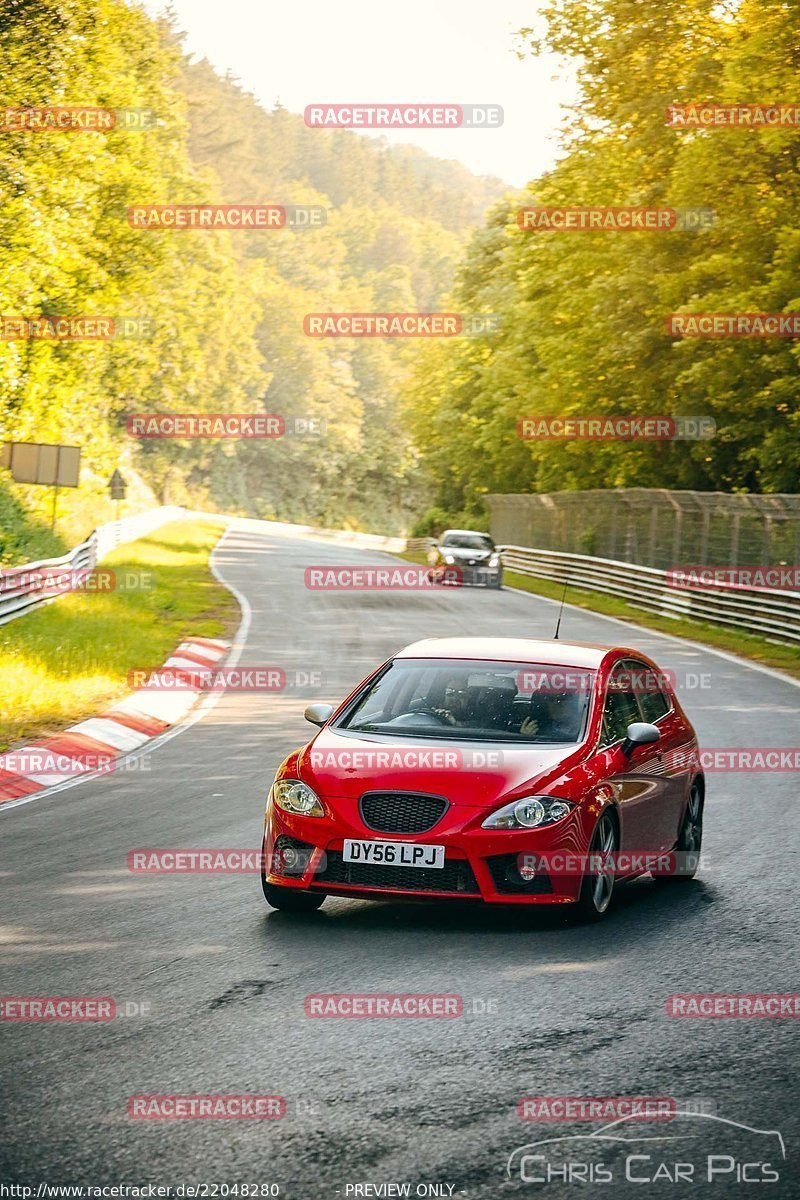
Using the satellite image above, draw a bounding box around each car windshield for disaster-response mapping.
[441,534,494,551]
[338,659,594,743]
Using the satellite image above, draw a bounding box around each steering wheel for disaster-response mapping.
[386,701,451,727]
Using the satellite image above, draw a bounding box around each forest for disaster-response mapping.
[1,0,798,543]
[0,0,502,538]
[405,0,800,531]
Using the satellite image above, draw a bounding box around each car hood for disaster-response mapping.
[297,728,583,808]
[441,547,493,562]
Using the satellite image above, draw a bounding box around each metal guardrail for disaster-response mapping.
[500,545,800,644]
[7,516,796,642]
[0,536,97,626]
[404,537,800,644]
[0,506,187,627]
[405,537,437,555]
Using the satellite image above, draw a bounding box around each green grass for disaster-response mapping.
[0,481,69,564]
[397,551,800,680]
[0,519,238,751]
[0,473,168,566]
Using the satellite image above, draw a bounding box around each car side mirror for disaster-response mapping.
[621,721,660,757]
[304,703,334,727]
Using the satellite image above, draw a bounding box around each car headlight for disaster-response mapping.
[443,554,455,565]
[481,796,574,830]
[489,553,500,566]
[272,778,325,818]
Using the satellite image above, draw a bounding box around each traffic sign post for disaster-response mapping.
[109,468,127,501]
[108,469,127,532]
[0,441,81,532]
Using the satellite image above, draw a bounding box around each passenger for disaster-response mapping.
[520,690,582,741]
[481,684,518,731]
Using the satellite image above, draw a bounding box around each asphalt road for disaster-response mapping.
[1,521,798,1198]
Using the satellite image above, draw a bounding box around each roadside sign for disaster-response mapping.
[0,441,81,487]
[109,468,127,500]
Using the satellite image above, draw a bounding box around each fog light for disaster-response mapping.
[517,854,537,882]
[281,846,299,871]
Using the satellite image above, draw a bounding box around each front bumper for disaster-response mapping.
[263,801,590,906]
[436,564,501,587]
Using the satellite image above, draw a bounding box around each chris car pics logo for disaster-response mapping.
[506,1112,785,1186]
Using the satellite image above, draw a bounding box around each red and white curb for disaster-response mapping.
[0,637,229,803]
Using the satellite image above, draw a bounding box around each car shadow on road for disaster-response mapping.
[258,875,717,949]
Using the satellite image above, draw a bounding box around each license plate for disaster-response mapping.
[343,838,445,869]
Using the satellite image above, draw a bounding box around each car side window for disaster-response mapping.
[624,658,671,724]
[600,666,642,747]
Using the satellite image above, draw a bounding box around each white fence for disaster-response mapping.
[486,489,800,572]
[406,537,800,644]
[0,506,187,627]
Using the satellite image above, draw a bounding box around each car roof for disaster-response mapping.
[395,637,618,668]
[440,529,492,538]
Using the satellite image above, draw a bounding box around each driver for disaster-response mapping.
[520,691,580,741]
[432,677,473,726]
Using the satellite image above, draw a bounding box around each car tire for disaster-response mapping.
[652,783,703,884]
[574,810,617,922]
[262,879,326,912]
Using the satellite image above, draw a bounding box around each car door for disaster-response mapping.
[625,658,690,849]
[594,662,672,859]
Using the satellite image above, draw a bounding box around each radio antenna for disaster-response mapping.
[553,580,568,640]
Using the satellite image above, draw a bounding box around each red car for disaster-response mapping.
[261,638,704,922]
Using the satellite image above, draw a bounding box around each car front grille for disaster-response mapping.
[315,850,479,894]
[461,567,496,586]
[360,791,448,834]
